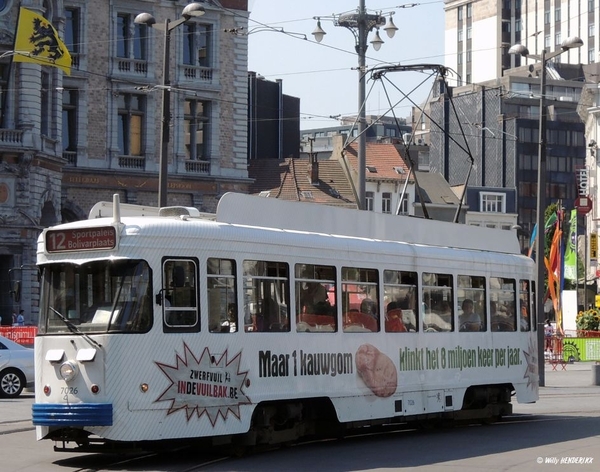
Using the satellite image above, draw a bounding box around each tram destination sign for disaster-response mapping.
[46,226,117,253]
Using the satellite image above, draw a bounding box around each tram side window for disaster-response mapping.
[243,260,290,332]
[519,280,532,331]
[383,270,417,332]
[421,273,453,332]
[162,259,200,333]
[342,267,379,333]
[207,258,237,333]
[458,275,486,332]
[490,277,516,331]
[295,264,337,333]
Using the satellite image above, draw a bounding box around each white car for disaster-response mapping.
[0,335,34,398]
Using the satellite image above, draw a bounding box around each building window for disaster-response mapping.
[398,195,409,215]
[544,10,550,25]
[41,72,50,136]
[0,62,8,126]
[467,27,472,39]
[184,99,210,160]
[555,32,561,46]
[458,6,463,21]
[65,8,80,68]
[382,192,392,214]
[589,48,596,63]
[458,29,463,42]
[117,13,147,60]
[183,23,212,67]
[118,94,145,156]
[589,23,595,38]
[366,191,374,211]
[466,3,472,18]
[554,8,561,22]
[480,192,506,213]
[62,88,78,158]
[545,35,551,49]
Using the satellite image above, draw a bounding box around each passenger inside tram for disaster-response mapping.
[459,298,483,332]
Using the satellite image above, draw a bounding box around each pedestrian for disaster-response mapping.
[544,319,554,353]
[16,310,25,326]
[11,310,17,325]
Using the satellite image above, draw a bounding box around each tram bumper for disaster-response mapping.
[32,403,113,427]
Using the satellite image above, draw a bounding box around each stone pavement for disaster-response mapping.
[541,360,599,387]
[513,361,600,417]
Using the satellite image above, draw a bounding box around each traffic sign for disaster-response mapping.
[575,196,593,215]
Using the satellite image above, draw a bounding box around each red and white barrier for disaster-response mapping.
[0,326,37,347]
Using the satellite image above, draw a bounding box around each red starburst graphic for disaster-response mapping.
[155,343,251,426]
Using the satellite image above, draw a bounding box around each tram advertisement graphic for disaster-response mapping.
[155,343,251,426]
[257,339,538,392]
[397,339,538,390]
[397,344,523,371]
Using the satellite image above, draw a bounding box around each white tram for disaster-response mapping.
[32,193,538,452]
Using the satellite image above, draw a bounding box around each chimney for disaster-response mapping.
[307,137,319,184]
[308,159,319,184]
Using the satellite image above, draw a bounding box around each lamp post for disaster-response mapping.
[135,3,205,208]
[509,36,583,387]
[312,1,400,210]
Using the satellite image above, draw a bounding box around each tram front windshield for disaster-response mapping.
[39,260,152,334]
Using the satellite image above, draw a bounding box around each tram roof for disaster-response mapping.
[216,193,520,255]
[87,193,521,255]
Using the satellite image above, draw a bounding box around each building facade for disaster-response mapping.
[248,72,300,160]
[444,0,595,86]
[0,0,249,324]
[427,64,586,250]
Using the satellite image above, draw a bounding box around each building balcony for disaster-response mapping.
[63,150,77,166]
[71,53,81,71]
[185,159,210,174]
[115,58,148,76]
[118,155,145,169]
[180,65,213,83]
[0,129,24,146]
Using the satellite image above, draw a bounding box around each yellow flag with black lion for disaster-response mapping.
[13,7,71,75]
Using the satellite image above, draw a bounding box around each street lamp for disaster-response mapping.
[312,1,400,210]
[135,3,206,208]
[509,36,583,387]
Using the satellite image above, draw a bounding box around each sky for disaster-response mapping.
[246,1,446,130]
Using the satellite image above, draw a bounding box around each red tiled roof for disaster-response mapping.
[248,158,357,208]
[344,142,412,181]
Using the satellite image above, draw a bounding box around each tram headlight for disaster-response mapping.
[59,361,79,381]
